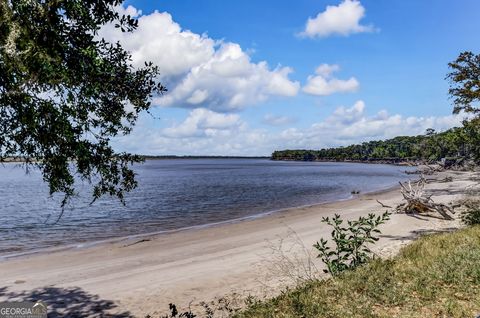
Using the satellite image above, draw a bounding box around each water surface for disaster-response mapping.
[0,159,414,255]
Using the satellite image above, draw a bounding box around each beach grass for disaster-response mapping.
[237,225,480,318]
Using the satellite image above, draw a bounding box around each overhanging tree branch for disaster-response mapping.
[0,0,166,208]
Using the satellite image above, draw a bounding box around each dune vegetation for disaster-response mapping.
[237,225,480,318]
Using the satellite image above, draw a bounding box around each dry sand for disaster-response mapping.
[0,170,477,317]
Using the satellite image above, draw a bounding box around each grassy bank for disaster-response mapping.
[237,226,480,318]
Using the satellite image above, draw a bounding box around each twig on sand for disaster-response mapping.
[376,200,392,208]
[123,238,151,247]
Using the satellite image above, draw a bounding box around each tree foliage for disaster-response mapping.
[0,0,165,206]
[447,51,480,162]
[447,51,480,115]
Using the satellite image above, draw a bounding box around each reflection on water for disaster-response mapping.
[0,159,415,255]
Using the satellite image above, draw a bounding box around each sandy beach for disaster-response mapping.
[0,169,477,317]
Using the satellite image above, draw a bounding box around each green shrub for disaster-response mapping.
[314,211,391,276]
[458,198,480,225]
[461,205,480,225]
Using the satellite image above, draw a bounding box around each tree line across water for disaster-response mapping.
[271,119,480,164]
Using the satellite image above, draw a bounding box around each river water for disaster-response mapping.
[0,159,415,256]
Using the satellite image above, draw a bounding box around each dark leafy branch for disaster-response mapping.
[0,0,166,207]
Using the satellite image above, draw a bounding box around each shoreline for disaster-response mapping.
[0,170,474,317]
[0,181,403,261]
[271,158,421,166]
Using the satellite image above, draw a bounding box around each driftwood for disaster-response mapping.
[405,170,422,175]
[405,165,445,176]
[425,176,453,184]
[396,178,454,220]
[423,165,444,175]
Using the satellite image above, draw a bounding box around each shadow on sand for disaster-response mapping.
[0,286,134,317]
[380,227,459,241]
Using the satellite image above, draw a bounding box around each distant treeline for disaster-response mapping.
[2,155,270,163]
[272,121,480,164]
[141,155,270,160]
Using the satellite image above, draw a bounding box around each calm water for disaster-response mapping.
[0,159,414,256]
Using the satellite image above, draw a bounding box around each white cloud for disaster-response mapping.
[162,108,243,138]
[315,64,340,77]
[114,113,268,156]
[308,101,463,145]
[101,6,215,79]
[303,64,359,96]
[263,114,295,126]
[100,6,300,112]
[114,103,464,156]
[327,100,366,125]
[301,0,376,38]
[155,43,300,112]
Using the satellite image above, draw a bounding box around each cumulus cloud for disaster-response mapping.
[301,0,376,38]
[114,109,268,155]
[101,5,215,78]
[155,43,300,112]
[262,114,296,126]
[100,6,300,112]
[114,103,464,156]
[303,64,359,96]
[162,108,243,138]
[308,101,463,145]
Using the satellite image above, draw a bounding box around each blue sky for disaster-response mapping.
[108,0,480,156]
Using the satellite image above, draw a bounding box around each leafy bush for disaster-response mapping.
[314,211,391,276]
[460,200,480,225]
